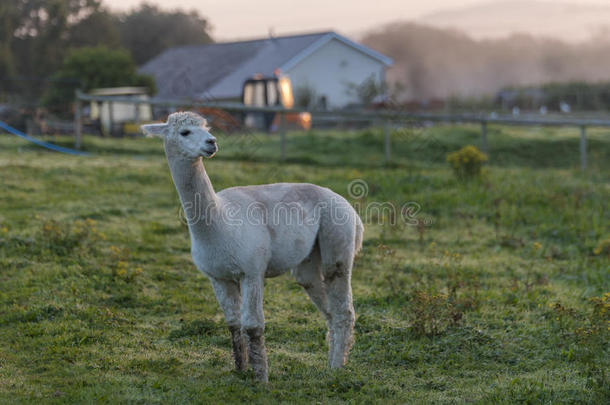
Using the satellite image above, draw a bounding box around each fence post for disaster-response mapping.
[580,125,587,171]
[481,121,488,154]
[384,120,391,163]
[279,111,286,161]
[134,100,140,124]
[74,93,83,149]
[108,101,114,136]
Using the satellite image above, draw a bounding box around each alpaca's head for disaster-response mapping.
[141,111,217,160]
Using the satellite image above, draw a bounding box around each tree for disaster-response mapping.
[10,1,108,75]
[117,4,213,65]
[0,1,213,104]
[345,76,388,106]
[0,2,19,78]
[43,46,155,113]
[67,9,120,49]
[2,0,119,100]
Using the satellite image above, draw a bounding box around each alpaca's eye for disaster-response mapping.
[180,129,191,136]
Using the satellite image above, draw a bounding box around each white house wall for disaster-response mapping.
[286,38,386,108]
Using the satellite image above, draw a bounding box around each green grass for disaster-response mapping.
[0,125,608,403]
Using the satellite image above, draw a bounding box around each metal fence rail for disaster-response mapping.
[75,91,610,170]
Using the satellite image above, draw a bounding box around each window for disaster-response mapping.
[243,84,253,105]
[267,81,278,105]
[253,82,265,106]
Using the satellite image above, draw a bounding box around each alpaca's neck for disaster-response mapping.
[166,154,220,230]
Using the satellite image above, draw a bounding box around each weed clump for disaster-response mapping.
[580,292,610,341]
[547,293,609,397]
[446,145,487,179]
[408,291,462,337]
[108,245,142,282]
[38,218,103,255]
[593,238,610,257]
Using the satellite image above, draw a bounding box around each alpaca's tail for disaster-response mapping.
[354,214,364,255]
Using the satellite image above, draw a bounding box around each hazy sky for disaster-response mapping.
[103,0,609,40]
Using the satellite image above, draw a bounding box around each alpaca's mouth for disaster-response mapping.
[202,147,217,158]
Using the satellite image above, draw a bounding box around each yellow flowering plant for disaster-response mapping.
[446,145,488,179]
[593,238,609,257]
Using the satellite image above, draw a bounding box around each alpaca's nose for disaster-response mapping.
[206,137,217,146]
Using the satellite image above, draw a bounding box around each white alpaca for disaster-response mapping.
[142,112,363,382]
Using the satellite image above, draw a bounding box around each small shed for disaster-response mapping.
[89,87,152,135]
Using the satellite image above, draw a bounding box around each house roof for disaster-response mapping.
[139,31,393,101]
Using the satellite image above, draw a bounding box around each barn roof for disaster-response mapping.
[139,31,392,100]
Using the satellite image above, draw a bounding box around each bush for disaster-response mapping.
[446,145,488,179]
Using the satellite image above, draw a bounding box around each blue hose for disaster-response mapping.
[0,119,90,156]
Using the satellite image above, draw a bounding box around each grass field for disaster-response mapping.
[0,124,608,403]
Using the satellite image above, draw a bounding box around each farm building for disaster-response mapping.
[139,31,393,109]
[88,87,152,135]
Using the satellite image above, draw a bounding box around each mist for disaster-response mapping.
[362,22,610,100]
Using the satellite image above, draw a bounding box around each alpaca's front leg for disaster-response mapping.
[240,274,268,382]
[210,278,247,371]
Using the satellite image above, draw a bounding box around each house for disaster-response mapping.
[139,31,393,109]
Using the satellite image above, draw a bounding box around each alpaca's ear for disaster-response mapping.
[140,123,168,138]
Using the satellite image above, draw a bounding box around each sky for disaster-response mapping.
[103,0,610,40]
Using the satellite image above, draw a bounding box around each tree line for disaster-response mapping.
[0,0,213,107]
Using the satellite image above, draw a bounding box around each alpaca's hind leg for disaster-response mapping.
[293,247,331,323]
[324,261,355,368]
[210,278,247,371]
[240,274,268,382]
